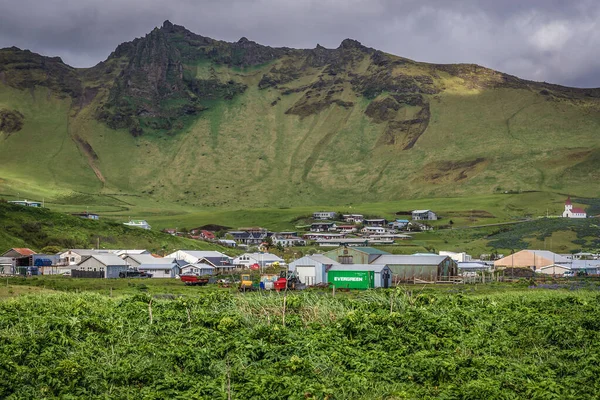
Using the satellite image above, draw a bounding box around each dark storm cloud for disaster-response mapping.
[1,0,599,87]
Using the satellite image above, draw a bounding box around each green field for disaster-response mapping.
[1,278,600,398]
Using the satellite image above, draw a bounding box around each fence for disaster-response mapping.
[72,270,104,279]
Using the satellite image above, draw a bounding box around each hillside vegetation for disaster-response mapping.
[1,288,600,398]
[1,21,600,209]
[0,202,230,254]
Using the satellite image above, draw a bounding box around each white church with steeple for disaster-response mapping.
[562,197,587,219]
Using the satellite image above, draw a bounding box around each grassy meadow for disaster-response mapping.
[1,280,600,398]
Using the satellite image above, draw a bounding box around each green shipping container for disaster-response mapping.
[328,270,374,290]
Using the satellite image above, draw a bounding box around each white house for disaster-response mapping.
[59,249,112,266]
[124,220,152,230]
[180,263,215,276]
[112,249,150,257]
[562,197,587,218]
[8,199,43,207]
[233,253,285,268]
[412,210,438,220]
[288,255,340,286]
[342,214,364,223]
[439,251,472,263]
[123,254,174,267]
[271,235,306,247]
[166,250,232,265]
[137,263,180,278]
[313,211,337,220]
[361,226,386,235]
[75,255,129,278]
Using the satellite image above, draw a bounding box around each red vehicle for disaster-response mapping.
[273,272,306,291]
[180,274,210,286]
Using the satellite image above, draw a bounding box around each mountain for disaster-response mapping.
[1,20,600,209]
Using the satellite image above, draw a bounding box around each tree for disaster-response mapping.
[41,245,62,254]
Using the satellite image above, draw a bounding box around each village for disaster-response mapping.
[1,198,596,287]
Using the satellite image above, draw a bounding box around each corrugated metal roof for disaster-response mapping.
[137,264,179,270]
[306,254,340,265]
[528,250,570,263]
[174,250,228,258]
[126,255,174,264]
[329,264,389,273]
[181,263,215,269]
[375,255,448,266]
[353,247,390,255]
[84,255,128,266]
[7,248,36,256]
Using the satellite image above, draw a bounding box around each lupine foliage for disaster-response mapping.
[1,289,600,399]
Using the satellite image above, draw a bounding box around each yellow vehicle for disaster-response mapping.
[239,274,256,291]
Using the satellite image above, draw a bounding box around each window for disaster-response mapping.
[70,257,75,262]
[164,270,170,274]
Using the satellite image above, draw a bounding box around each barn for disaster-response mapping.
[373,255,457,282]
[323,246,389,265]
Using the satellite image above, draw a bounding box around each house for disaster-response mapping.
[562,197,587,218]
[233,253,285,268]
[310,222,336,232]
[439,251,472,263]
[112,249,151,257]
[494,250,570,271]
[327,264,392,288]
[137,263,180,278]
[8,199,42,207]
[2,248,36,258]
[412,210,438,220]
[271,235,306,247]
[71,212,99,220]
[361,226,386,235]
[167,250,233,267]
[180,263,215,276]
[568,260,600,275]
[13,253,59,270]
[316,238,371,247]
[162,228,178,235]
[337,225,357,234]
[342,214,364,224]
[373,254,457,282]
[388,219,409,230]
[313,211,337,220]
[74,255,129,278]
[323,246,390,265]
[59,249,112,266]
[364,219,386,227]
[288,255,340,286]
[218,239,238,247]
[303,232,346,241]
[228,230,272,245]
[123,220,151,230]
[200,230,216,240]
[123,254,174,268]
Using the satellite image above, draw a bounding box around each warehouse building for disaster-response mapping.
[288,254,340,286]
[373,254,457,282]
[494,250,570,271]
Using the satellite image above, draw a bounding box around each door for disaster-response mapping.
[296,266,316,285]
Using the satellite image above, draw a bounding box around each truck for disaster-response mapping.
[180,273,210,286]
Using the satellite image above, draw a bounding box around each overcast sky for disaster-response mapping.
[0,0,599,87]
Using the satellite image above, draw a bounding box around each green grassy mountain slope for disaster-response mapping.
[0,202,230,254]
[1,20,600,208]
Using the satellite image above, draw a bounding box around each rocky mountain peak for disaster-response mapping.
[338,38,364,50]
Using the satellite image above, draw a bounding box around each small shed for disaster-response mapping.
[288,255,340,286]
[181,263,215,276]
[327,264,392,289]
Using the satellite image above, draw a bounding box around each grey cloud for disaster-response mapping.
[0,0,599,87]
